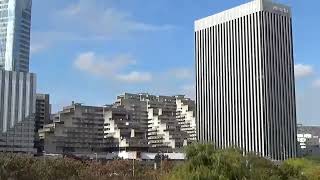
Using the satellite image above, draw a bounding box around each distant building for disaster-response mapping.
[115,93,149,135]
[39,102,106,155]
[176,96,196,141]
[0,0,37,154]
[35,94,51,131]
[116,93,195,152]
[39,93,196,155]
[147,95,189,151]
[103,105,149,151]
[0,70,36,153]
[297,124,320,157]
[34,93,51,153]
[0,0,32,73]
[195,0,297,160]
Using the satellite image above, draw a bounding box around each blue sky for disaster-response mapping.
[30,0,320,125]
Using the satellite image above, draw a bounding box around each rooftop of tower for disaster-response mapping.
[194,0,291,31]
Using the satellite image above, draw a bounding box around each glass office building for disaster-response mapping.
[0,0,32,73]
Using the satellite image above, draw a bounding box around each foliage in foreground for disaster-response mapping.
[1,145,320,180]
[0,153,171,180]
[166,144,320,180]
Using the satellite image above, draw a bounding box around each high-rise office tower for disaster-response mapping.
[0,70,36,153]
[0,0,32,72]
[195,0,297,160]
[0,0,35,153]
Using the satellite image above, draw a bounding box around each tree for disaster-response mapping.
[167,144,320,180]
[279,158,320,180]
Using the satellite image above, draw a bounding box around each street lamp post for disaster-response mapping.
[94,153,97,162]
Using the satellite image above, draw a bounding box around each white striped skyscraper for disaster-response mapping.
[195,0,297,160]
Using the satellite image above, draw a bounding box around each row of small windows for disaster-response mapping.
[0,5,8,10]
[21,24,30,31]
[18,48,29,55]
[0,18,8,22]
[0,9,7,17]
[0,30,30,38]
[22,11,31,20]
[0,23,7,27]
[19,38,29,45]
[0,0,9,3]
[19,54,29,60]
[21,21,31,28]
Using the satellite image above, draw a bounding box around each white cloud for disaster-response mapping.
[74,52,135,76]
[182,84,196,100]
[294,64,314,78]
[59,0,175,39]
[117,71,152,83]
[169,68,194,80]
[30,42,48,54]
[313,79,320,88]
[73,52,152,83]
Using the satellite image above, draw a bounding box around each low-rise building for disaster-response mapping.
[103,105,148,151]
[176,96,196,141]
[116,93,195,152]
[147,95,189,151]
[39,102,106,154]
[39,93,196,155]
[35,94,51,129]
[35,93,51,153]
[297,124,320,157]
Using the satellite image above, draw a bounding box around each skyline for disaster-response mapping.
[30,0,320,125]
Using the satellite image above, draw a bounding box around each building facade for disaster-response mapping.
[116,93,195,151]
[0,70,36,153]
[297,124,320,157]
[103,105,149,151]
[39,103,106,154]
[115,93,149,133]
[39,94,196,155]
[147,95,189,150]
[0,0,32,72]
[195,0,297,160]
[34,93,50,153]
[35,94,50,131]
[176,96,196,141]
